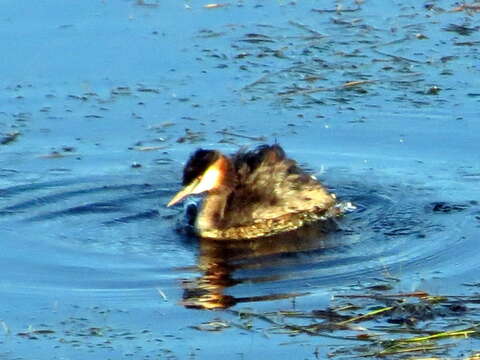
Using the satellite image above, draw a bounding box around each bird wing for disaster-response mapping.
[225,146,335,226]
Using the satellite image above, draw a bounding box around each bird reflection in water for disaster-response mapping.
[181,219,339,310]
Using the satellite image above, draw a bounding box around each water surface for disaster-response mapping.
[1,0,480,358]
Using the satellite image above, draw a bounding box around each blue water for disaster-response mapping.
[1,0,479,358]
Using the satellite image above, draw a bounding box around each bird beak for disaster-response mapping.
[167,178,200,207]
[167,159,224,207]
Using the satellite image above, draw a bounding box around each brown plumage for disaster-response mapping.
[167,144,338,240]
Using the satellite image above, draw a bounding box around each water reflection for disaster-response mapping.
[181,219,339,309]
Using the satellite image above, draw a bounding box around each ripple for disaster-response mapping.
[0,171,478,309]
[177,174,479,309]
[0,175,191,302]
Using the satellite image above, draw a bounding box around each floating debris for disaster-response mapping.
[428,201,469,213]
[239,33,274,43]
[136,0,159,8]
[38,150,77,159]
[278,79,376,97]
[137,86,160,93]
[450,3,480,13]
[62,146,76,152]
[0,131,20,145]
[216,129,266,141]
[425,86,441,95]
[111,86,131,96]
[415,33,428,39]
[88,327,104,336]
[336,306,395,325]
[212,288,480,358]
[156,288,168,302]
[67,94,88,101]
[133,145,168,152]
[444,23,479,36]
[311,6,361,13]
[373,49,425,64]
[203,3,228,9]
[455,40,480,46]
[288,20,324,38]
[17,328,55,339]
[1,321,9,335]
[191,319,230,332]
[176,128,205,144]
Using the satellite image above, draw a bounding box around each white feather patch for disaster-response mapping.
[193,167,220,194]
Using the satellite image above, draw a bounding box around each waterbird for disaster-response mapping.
[167,144,339,240]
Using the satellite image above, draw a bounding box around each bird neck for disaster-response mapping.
[195,187,232,232]
[195,155,235,233]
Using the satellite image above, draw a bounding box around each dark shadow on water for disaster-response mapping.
[180,219,340,309]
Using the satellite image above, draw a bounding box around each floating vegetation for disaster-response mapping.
[189,287,480,358]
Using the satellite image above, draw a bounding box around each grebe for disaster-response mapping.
[167,144,338,240]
